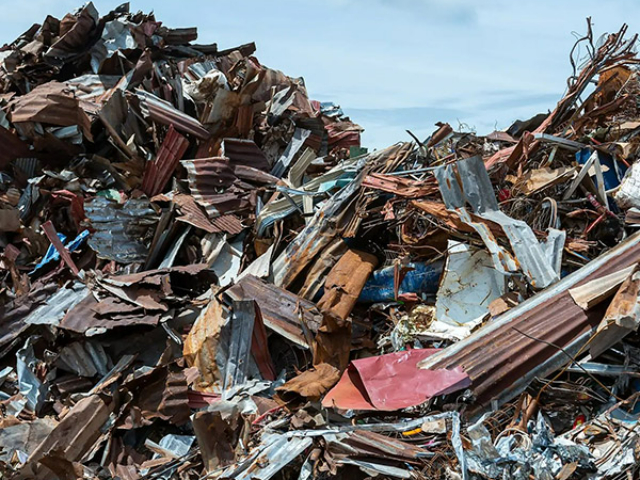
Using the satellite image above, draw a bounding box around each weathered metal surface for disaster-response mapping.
[225,274,322,348]
[323,349,470,411]
[8,82,93,139]
[271,128,311,178]
[182,157,253,217]
[183,297,228,391]
[85,196,158,264]
[418,230,640,411]
[223,301,255,392]
[435,156,559,288]
[222,138,270,172]
[316,249,378,321]
[137,90,210,140]
[362,173,437,198]
[59,293,163,334]
[436,241,506,326]
[141,125,190,197]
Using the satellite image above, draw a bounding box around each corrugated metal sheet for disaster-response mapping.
[60,293,162,334]
[222,138,270,171]
[211,215,244,235]
[141,125,190,197]
[225,274,321,348]
[8,82,92,139]
[182,157,254,218]
[137,90,210,140]
[85,196,158,264]
[418,230,640,412]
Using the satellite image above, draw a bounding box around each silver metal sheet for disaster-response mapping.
[24,281,87,326]
[436,241,506,326]
[435,156,559,289]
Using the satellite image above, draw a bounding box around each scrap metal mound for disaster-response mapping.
[1,6,640,480]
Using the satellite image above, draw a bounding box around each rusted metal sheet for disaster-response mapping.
[137,90,210,140]
[0,126,31,169]
[141,125,190,197]
[590,265,640,357]
[276,363,340,404]
[362,173,437,198]
[0,282,59,353]
[171,193,244,234]
[182,157,244,216]
[183,297,228,391]
[125,366,190,426]
[426,122,453,147]
[41,220,80,275]
[211,214,245,235]
[225,274,322,348]
[8,82,93,139]
[27,394,113,466]
[316,249,378,321]
[418,230,640,412]
[332,430,430,463]
[221,138,270,172]
[60,293,162,334]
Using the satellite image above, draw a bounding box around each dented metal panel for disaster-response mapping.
[137,90,210,140]
[141,125,190,197]
[419,230,640,411]
[225,275,322,348]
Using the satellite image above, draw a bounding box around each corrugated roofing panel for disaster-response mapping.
[419,231,640,411]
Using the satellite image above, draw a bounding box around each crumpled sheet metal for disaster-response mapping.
[272,162,367,288]
[419,230,640,412]
[60,292,163,334]
[137,90,210,140]
[435,156,559,289]
[141,125,190,197]
[7,81,93,140]
[183,297,228,391]
[226,274,322,348]
[0,282,59,354]
[220,433,313,480]
[467,412,594,480]
[590,264,640,358]
[271,127,311,178]
[56,340,110,378]
[436,241,506,326]
[316,248,378,321]
[323,349,470,411]
[0,417,57,465]
[181,156,260,219]
[222,138,271,172]
[85,196,158,263]
[26,394,113,470]
[23,281,87,326]
[256,154,367,236]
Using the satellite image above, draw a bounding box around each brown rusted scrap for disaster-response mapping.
[276,363,340,408]
[226,274,322,348]
[41,220,80,276]
[362,173,437,198]
[24,395,114,475]
[419,231,640,411]
[316,249,378,321]
[141,125,190,197]
[5,7,640,480]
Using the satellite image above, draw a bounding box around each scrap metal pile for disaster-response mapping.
[3,5,640,479]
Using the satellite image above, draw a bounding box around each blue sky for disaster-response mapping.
[0,0,638,148]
